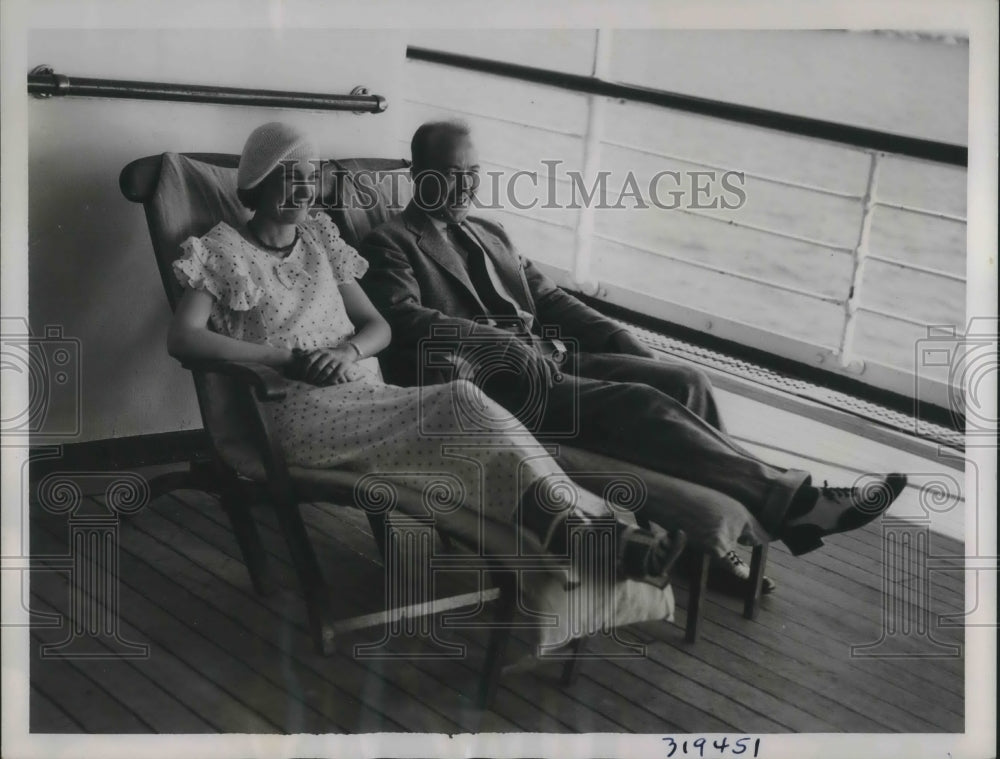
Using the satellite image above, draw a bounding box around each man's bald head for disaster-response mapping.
[410,120,473,175]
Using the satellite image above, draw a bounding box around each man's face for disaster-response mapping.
[415,134,480,224]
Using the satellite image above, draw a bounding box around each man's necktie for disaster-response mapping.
[446,223,522,323]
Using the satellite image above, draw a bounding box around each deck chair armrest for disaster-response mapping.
[182,359,290,401]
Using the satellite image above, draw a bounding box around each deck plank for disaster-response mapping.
[29,593,218,733]
[765,533,966,627]
[692,542,965,671]
[607,623,892,732]
[30,686,84,733]
[669,583,963,728]
[29,568,276,733]
[661,593,957,732]
[822,527,965,598]
[755,542,965,667]
[97,510,460,733]
[674,560,964,702]
[30,516,281,733]
[32,514,342,734]
[789,520,964,598]
[29,629,150,733]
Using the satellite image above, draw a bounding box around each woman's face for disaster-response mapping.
[254,158,319,224]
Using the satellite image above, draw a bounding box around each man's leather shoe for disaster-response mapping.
[781,474,907,556]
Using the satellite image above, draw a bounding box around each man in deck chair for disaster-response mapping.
[358,120,907,590]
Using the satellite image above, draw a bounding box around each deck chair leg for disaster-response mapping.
[685,551,710,643]
[220,487,275,597]
[743,543,769,620]
[477,570,517,710]
[560,637,585,686]
[271,497,336,655]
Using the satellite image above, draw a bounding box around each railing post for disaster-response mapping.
[571,29,612,295]
[836,151,881,370]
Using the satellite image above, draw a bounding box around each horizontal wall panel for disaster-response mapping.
[867,206,966,278]
[851,311,954,387]
[859,259,966,327]
[877,155,967,219]
[592,204,855,301]
[592,240,847,348]
[604,100,874,197]
[492,209,576,271]
[474,160,578,230]
[598,143,865,250]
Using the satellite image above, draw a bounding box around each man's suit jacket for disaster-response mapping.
[359,202,627,386]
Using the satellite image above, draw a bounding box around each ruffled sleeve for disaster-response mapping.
[173,227,263,311]
[304,212,369,284]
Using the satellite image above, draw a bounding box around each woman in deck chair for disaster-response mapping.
[165,121,684,586]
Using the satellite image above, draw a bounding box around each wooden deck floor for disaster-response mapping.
[29,470,965,735]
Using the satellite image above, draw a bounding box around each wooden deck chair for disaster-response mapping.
[120,151,601,709]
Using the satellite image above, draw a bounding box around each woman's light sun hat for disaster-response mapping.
[237,122,316,190]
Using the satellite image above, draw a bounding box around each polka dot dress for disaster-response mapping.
[173,213,607,528]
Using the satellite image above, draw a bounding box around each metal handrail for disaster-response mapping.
[27,66,387,114]
[407,46,967,166]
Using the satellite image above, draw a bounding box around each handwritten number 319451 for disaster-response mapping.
[662,737,761,757]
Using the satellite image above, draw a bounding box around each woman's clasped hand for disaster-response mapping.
[286,345,365,385]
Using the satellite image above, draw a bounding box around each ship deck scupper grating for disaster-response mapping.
[625,321,965,452]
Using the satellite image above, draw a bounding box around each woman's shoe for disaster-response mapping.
[712,550,777,595]
[675,548,776,596]
[615,523,687,588]
[781,473,907,556]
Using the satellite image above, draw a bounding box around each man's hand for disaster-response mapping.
[288,346,360,386]
[605,330,657,359]
[501,338,562,388]
[462,336,561,389]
